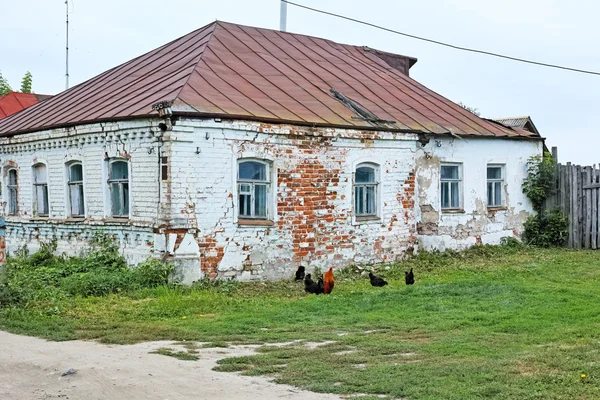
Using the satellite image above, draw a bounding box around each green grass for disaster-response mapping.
[149,346,199,361]
[2,245,600,399]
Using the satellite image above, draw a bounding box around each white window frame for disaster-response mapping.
[108,159,129,218]
[237,159,271,220]
[67,162,85,217]
[487,164,505,207]
[7,168,18,216]
[32,163,49,217]
[353,163,380,218]
[440,163,463,210]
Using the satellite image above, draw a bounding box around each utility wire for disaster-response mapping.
[282,0,600,76]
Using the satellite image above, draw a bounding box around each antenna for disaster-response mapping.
[280,0,287,32]
[65,0,69,90]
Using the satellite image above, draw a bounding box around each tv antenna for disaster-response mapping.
[65,0,70,90]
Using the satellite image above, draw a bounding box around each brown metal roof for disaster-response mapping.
[493,116,540,135]
[0,92,52,120]
[0,21,538,138]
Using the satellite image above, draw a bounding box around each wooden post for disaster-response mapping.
[567,163,573,248]
[578,166,584,249]
[593,165,598,249]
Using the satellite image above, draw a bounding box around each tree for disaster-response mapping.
[458,102,481,117]
[20,71,32,94]
[0,72,12,96]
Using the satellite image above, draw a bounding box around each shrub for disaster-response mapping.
[522,209,568,247]
[0,235,176,307]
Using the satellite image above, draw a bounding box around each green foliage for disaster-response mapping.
[0,235,176,307]
[20,71,32,93]
[522,152,556,213]
[523,208,568,247]
[521,152,568,247]
[0,71,11,96]
[458,101,481,117]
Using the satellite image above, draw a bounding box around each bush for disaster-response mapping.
[522,209,568,247]
[0,236,176,307]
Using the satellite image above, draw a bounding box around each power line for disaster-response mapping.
[282,0,600,77]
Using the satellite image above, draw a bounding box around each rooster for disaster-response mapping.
[405,268,415,285]
[295,265,306,281]
[369,271,388,287]
[323,267,335,294]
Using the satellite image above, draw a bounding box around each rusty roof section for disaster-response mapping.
[0,92,52,120]
[0,21,538,138]
[493,116,540,135]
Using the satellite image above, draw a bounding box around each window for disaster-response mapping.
[440,164,462,209]
[108,160,129,217]
[238,160,270,219]
[7,169,17,216]
[487,165,504,207]
[33,164,49,217]
[68,163,85,217]
[354,164,378,217]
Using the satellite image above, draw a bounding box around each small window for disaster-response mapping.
[68,163,85,217]
[238,160,270,219]
[487,165,504,207]
[161,157,168,181]
[441,164,462,209]
[33,164,49,217]
[7,169,18,216]
[108,160,129,217]
[354,164,378,217]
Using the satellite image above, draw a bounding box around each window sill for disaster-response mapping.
[238,219,274,227]
[103,217,130,224]
[442,209,465,214]
[487,206,508,212]
[356,216,381,221]
[29,217,49,221]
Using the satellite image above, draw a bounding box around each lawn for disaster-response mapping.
[1,244,600,399]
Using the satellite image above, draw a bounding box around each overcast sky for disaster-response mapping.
[2,0,599,164]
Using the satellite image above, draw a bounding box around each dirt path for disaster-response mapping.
[0,331,341,400]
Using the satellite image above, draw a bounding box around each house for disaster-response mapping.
[0,21,543,282]
[0,92,52,120]
[493,116,539,136]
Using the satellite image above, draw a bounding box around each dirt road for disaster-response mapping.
[0,331,341,400]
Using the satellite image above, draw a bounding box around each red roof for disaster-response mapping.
[0,92,52,120]
[0,21,537,138]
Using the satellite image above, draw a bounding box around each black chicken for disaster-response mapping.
[295,265,306,281]
[304,274,321,294]
[369,271,388,287]
[405,268,415,285]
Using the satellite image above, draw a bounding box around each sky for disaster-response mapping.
[2,0,599,164]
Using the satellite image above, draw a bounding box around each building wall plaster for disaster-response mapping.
[415,136,542,251]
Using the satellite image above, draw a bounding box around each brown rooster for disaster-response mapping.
[323,267,335,294]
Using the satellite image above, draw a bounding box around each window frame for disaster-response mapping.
[7,168,18,216]
[32,163,49,217]
[107,159,130,218]
[353,163,380,218]
[487,164,505,208]
[440,163,463,211]
[237,159,271,220]
[67,162,85,218]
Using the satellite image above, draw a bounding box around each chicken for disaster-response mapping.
[317,277,324,294]
[304,274,321,294]
[369,271,388,287]
[323,267,335,294]
[295,265,306,281]
[405,268,415,285]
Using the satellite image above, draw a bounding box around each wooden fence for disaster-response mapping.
[547,151,600,249]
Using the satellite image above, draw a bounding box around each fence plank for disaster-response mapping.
[585,166,592,249]
[592,165,597,249]
[567,163,574,248]
[578,166,584,249]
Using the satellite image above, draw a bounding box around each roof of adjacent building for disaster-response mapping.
[0,21,539,138]
[493,116,540,135]
[0,92,52,120]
